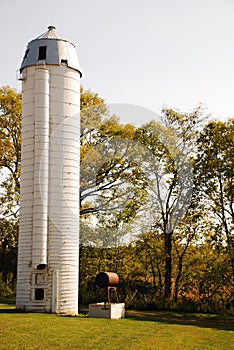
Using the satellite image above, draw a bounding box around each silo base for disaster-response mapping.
[89,303,125,319]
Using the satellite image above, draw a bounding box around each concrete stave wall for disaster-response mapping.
[16,64,80,314]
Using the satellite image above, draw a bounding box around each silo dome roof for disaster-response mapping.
[20,26,82,76]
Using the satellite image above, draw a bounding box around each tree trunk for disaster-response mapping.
[157,264,163,296]
[164,231,172,299]
[174,257,183,302]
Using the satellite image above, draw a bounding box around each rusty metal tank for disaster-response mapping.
[95,272,119,288]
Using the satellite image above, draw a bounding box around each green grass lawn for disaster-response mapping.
[0,304,233,350]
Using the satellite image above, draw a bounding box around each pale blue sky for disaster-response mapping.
[1,0,234,124]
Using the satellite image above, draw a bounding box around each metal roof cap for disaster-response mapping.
[20,26,82,76]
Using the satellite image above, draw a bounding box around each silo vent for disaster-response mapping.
[38,46,47,60]
[37,264,47,270]
[35,288,44,300]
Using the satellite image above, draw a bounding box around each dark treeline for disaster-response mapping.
[78,242,233,315]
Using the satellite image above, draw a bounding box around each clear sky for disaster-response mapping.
[1,0,234,124]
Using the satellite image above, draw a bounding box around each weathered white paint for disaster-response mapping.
[32,67,49,268]
[16,26,81,314]
[89,303,125,319]
[51,270,58,313]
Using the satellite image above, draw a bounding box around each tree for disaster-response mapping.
[195,119,234,280]
[133,106,206,299]
[0,86,21,219]
[180,243,233,313]
[80,113,147,219]
[172,208,205,301]
[0,219,18,286]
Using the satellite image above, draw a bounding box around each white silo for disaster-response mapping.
[16,26,82,314]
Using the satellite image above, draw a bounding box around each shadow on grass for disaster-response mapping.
[0,307,18,314]
[1,303,233,331]
[126,310,234,331]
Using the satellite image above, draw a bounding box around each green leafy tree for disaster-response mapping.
[80,114,147,219]
[80,96,148,242]
[195,119,234,280]
[0,219,18,279]
[0,86,21,219]
[133,106,206,299]
[180,243,233,313]
[172,208,206,301]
